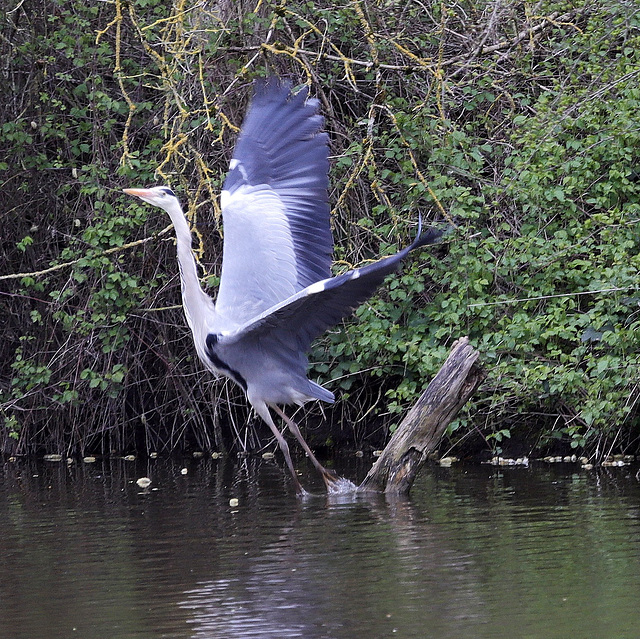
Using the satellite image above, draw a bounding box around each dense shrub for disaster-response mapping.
[1,0,639,460]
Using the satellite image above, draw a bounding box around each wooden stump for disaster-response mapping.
[357,337,485,495]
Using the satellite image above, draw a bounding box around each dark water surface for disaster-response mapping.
[1,455,639,639]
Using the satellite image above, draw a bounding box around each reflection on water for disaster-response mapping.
[1,455,639,639]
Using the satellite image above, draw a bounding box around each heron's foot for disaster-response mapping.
[321,468,357,494]
[290,473,306,496]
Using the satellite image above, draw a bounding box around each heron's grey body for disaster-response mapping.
[124,79,442,493]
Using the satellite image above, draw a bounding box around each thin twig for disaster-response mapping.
[468,286,634,308]
[0,225,173,282]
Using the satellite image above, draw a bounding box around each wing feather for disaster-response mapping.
[215,79,332,328]
[216,227,444,353]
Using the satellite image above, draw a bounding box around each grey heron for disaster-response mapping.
[124,78,443,494]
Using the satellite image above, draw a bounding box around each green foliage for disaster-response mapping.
[2,0,640,460]
[309,0,640,457]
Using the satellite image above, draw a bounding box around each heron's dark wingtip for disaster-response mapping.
[253,75,288,94]
[252,76,310,104]
[411,225,450,251]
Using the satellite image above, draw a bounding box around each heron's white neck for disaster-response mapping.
[164,199,215,331]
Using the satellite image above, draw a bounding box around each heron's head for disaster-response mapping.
[123,186,178,211]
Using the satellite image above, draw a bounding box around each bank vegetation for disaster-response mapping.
[2,0,640,462]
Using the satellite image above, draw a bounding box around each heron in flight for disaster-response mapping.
[124,78,442,494]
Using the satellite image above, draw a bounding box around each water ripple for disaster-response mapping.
[1,459,640,638]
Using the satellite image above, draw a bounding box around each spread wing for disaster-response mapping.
[215,227,444,354]
[214,78,332,329]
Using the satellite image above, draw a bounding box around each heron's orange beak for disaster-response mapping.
[123,188,153,198]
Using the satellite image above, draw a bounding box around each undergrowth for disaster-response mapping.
[1,0,640,462]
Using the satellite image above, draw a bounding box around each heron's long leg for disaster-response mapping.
[271,404,340,490]
[253,403,304,494]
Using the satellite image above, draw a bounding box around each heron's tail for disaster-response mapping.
[306,380,335,404]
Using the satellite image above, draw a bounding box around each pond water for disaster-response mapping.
[1,454,639,639]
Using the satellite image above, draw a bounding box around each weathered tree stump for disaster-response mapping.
[357,337,485,495]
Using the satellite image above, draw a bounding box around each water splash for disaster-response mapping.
[326,476,357,494]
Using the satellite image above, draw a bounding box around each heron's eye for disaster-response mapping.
[161,188,175,197]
